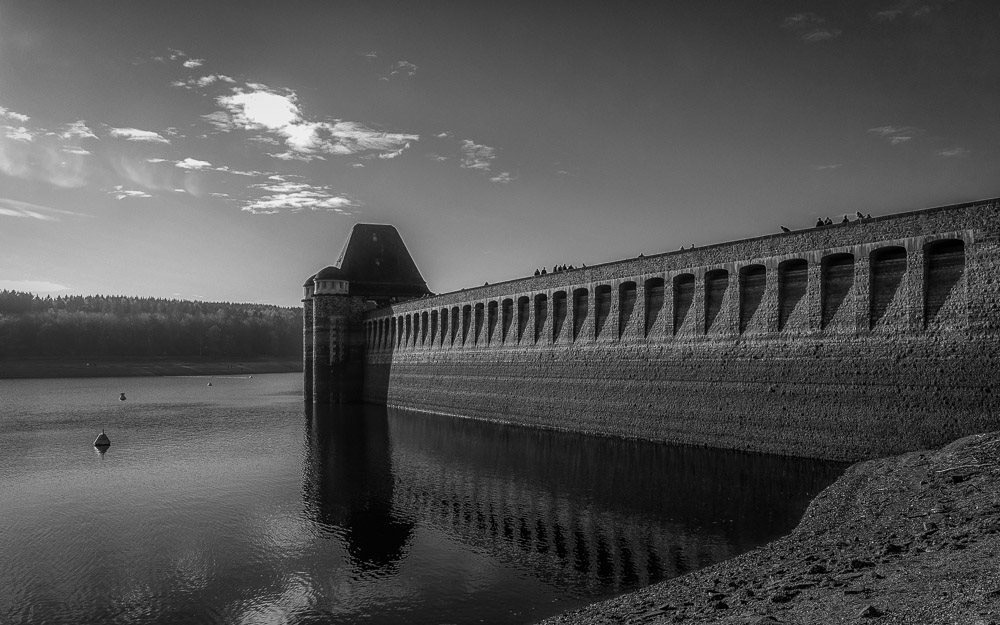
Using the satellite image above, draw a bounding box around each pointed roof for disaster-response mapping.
[335,224,431,299]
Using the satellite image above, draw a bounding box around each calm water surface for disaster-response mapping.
[0,373,845,624]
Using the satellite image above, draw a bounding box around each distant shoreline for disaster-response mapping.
[0,358,303,379]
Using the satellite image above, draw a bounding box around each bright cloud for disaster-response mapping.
[213,87,417,159]
[490,172,513,184]
[242,190,355,214]
[0,197,89,221]
[460,140,497,170]
[0,107,30,123]
[173,74,237,90]
[183,58,205,68]
[109,127,170,143]
[110,185,152,199]
[176,157,212,170]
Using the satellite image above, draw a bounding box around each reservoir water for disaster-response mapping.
[0,372,845,624]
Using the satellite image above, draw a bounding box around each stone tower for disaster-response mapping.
[305,224,431,405]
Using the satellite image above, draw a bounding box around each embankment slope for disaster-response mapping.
[540,430,1000,624]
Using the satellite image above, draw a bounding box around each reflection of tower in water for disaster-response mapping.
[302,403,414,574]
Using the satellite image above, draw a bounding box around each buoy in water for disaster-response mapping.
[207,382,213,387]
[94,429,111,448]
[119,392,126,401]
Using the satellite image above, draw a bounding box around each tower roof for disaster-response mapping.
[335,224,431,299]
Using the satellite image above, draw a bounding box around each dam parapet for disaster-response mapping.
[309,198,1000,460]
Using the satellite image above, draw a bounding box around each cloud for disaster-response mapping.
[782,13,842,42]
[183,58,205,68]
[110,185,152,199]
[937,147,970,158]
[0,279,70,293]
[59,120,98,140]
[242,189,355,215]
[426,153,449,162]
[873,1,942,21]
[176,157,212,170]
[213,87,418,159]
[109,127,170,143]
[814,163,843,170]
[2,126,36,142]
[490,172,512,184]
[377,142,410,159]
[867,125,922,144]
[0,107,30,123]
[387,60,418,79]
[173,74,237,91]
[0,197,59,221]
[62,147,91,155]
[460,139,497,171]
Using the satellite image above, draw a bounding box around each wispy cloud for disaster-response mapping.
[110,185,152,200]
[873,1,941,21]
[937,147,970,158]
[460,140,497,171]
[0,279,70,293]
[172,74,236,90]
[0,197,90,221]
[782,13,842,42]
[59,120,98,140]
[814,163,843,170]
[243,180,355,214]
[490,172,513,184]
[109,127,170,143]
[868,125,922,145]
[183,58,205,69]
[386,60,418,80]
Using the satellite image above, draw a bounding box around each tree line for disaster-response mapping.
[0,291,302,360]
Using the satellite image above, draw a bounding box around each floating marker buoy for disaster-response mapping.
[207,382,213,387]
[94,429,111,448]
[119,392,126,401]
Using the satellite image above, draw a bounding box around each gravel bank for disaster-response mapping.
[541,431,1000,624]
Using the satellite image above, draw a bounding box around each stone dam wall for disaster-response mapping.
[358,199,1000,461]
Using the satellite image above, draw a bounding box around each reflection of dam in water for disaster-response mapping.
[303,403,845,596]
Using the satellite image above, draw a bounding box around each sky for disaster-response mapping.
[1,0,998,307]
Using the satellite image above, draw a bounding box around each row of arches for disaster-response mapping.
[365,238,967,352]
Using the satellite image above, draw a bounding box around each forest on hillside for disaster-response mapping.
[0,291,302,360]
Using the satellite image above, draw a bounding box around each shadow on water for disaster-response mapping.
[303,403,414,575]
[302,401,847,600]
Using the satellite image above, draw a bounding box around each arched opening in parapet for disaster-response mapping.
[439,308,448,347]
[462,305,472,345]
[450,307,460,345]
[501,299,513,343]
[924,238,966,329]
[552,291,567,342]
[618,282,637,339]
[430,310,438,346]
[421,311,429,346]
[869,246,907,330]
[573,288,589,341]
[474,303,485,345]
[517,296,530,343]
[487,301,498,344]
[405,314,413,347]
[670,274,692,336]
[738,264,766,334]
[645,277,665,337]
[704,269,729,334]
[821,253,855,330]
[594,285,611,339]
[396,316,404,348]
[534,294,548,344]
[777,259,807,331]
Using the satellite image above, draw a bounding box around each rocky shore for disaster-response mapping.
[541,431,1000,624]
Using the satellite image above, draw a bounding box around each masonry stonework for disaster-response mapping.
[309,199,1000,461]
